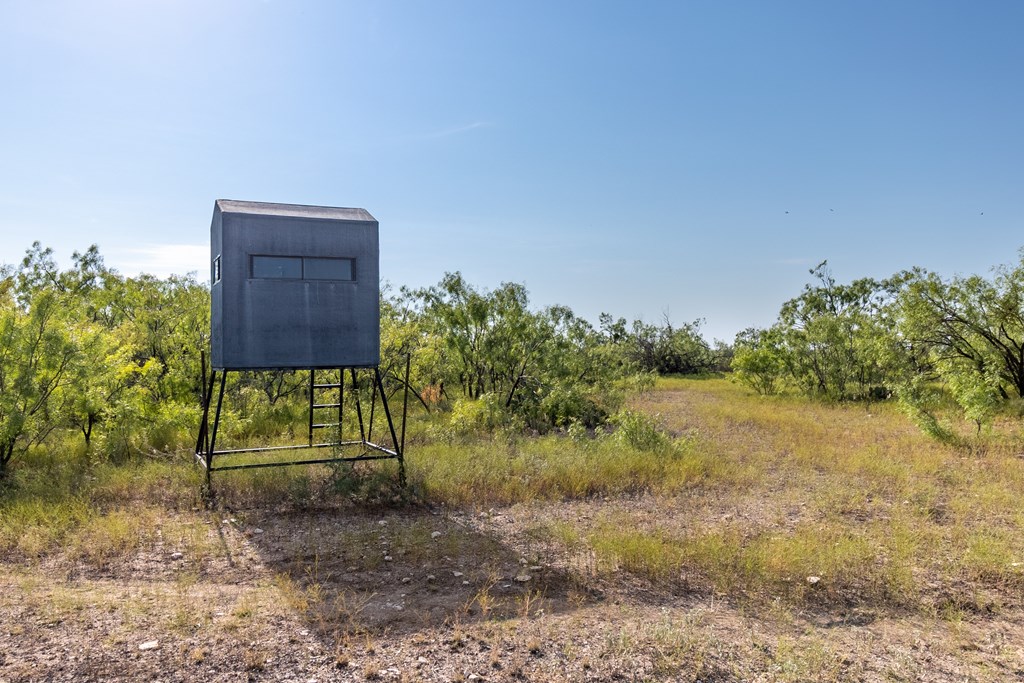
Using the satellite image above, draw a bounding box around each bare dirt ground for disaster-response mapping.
[4,505,1024,682]
[4,386,1024,681]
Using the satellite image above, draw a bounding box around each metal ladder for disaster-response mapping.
[309,370,346,446]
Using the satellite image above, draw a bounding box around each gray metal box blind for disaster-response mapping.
[210,199,380,370]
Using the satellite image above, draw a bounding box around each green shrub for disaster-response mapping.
[609,409,669,452]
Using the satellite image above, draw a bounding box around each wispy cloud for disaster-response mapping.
[107,244,207,279]
[419,121,494,140]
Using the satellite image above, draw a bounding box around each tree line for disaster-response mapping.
[0,244,208,477]
[3,241,1020,479]
[732,251,1024,438]
[0,243,725,479]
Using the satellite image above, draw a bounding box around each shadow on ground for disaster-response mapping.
[239,504,593,640]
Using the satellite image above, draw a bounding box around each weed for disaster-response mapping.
[609,409,670,451]
[604,626,635,657]
[225,595,257,630]
[166,570,201,633]
[767,637,851,683]
[325,589,372,632]
[517,590,543,619]
[466,575,500,617]
[242,647,267,672]
[273,573,311,613]
[448,622,466,650]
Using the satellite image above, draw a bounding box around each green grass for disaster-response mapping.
[409,428,736,506]
[587,515,921,605]
[6,375,1024,682]
[0,455,203,564]
[0,496,93,557]
[4,375,1024,617]
[571,376,1024,609]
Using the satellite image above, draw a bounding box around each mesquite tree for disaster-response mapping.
[897,251,1024,431]
[0,245,83,478]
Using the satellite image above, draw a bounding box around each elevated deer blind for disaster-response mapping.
[195,200,407,489]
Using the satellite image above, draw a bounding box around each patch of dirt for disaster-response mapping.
[4,502,1024,682]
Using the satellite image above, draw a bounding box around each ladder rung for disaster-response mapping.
[313,383,343,389]
[311,423,339,429]
[313,403,341,409]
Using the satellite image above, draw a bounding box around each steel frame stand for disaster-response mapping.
[195,360,410,494]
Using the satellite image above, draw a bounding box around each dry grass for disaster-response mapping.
[408,423,737,506]
[587,516,920,605]
[573,376,1024,610]
[5,378,1023,612]
[4,376,1024,680]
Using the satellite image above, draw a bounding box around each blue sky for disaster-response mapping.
[2,1,1022,341]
